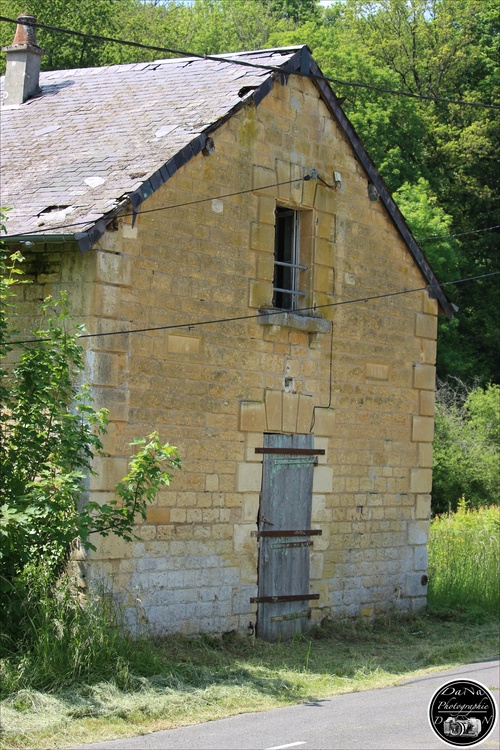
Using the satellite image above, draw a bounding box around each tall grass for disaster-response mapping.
[428,500,500,616]
[0,566,160,697]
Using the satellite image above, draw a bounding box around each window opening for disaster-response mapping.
[273,207,307,310]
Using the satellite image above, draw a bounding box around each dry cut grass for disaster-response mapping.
[1,611,498,750]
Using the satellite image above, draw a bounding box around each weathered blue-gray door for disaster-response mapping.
[253,433,322,641]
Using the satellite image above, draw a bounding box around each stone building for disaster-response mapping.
[1,17,453,639]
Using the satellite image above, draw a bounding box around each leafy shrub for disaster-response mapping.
[432,380,499,514]
[0,237,180,654]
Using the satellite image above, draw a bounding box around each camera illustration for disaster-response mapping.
[443,716,481,738]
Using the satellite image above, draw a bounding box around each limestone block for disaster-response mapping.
[167,335,201,356]
[146,508,171,524]
[122,222,138,239]
[85,350,123,385]
[310,551,324,579]
[242,493,259,523]
[314,437,328,464]
[253,164,276,193]
[414,545,428,571]
[314,582,329,608]
[232,584,257,615]
[312,493,326,518]
[406,572,427,597]
[256,253,274,281]
[170,509,187,523]
[240,401,266,433]
[315,237,334,267]
[249,279,273,309]
[365,362,390,381]
[413,363,436,390]
[313,465,334,493]
[420,338,437,365]
[415,313,437,340]
[265,390,282,431]
[296,394,314,432]
[316,211,336,241]
[411,467,433,494]
[250,222,274,252]
[91,386,129,422]
[233,525,257,556]
[282,392,299,432]
[291,163,304,204]
[312,407,335,436]
[412,416,435,443]
[257,195,276,225]
[314,186,334,213]
[415,494,431,519]
[314,265,332,294]
[96,251,131,287]
[420,390,435,416]
[422,293,438,316]
[94,283,122,318]
[418,443,433,468]
[205,474,219,492]
[408,520,430,545]
[411,597,427,613]
[244,432,264,462]
[275,159,292,201]
[236,462,262,492]
[89,457,129,491]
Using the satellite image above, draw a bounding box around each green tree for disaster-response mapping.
[0,0,130,71]
[432,380,500,514]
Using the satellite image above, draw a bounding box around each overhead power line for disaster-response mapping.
[4,170,499,245]
[0,15,498,110]
[4,177,314,240]
[7,271,499,347]
[417,225,500,242]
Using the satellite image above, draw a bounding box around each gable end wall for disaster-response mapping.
[13,73,437,634]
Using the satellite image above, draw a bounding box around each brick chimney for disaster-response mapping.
[2,15,44,105]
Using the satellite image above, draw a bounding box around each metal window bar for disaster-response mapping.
[274,209,302,310]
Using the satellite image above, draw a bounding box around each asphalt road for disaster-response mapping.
[72,660,499,750]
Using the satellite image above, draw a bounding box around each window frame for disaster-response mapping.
[273,206,308,311]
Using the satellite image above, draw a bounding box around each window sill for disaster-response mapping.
[258,309,330,334]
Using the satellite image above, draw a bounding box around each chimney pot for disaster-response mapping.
[2,15,44,105]
[12,15,39,48]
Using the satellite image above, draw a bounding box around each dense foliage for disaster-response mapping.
[0,0,497,385]
[432,380,499,514]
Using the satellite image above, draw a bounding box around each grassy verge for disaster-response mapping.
[1,502,498,750]
[428,501,499,616]
[0,611,498,750]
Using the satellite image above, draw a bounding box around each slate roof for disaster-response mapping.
[0,47,300,243]
[0,44,453,316]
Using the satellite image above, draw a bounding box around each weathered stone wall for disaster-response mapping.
[13,72,437,634]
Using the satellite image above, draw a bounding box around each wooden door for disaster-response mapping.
[253,433,321,641]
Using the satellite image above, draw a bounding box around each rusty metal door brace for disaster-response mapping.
[252,529,322,537]
[255,447,325,455]
[250,593,320,603]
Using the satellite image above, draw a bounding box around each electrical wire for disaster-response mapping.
[417,225,500,242]
[4,177,312,240]
[6,271,499,347]
[0,14,498,110]
[5,173,499,245]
